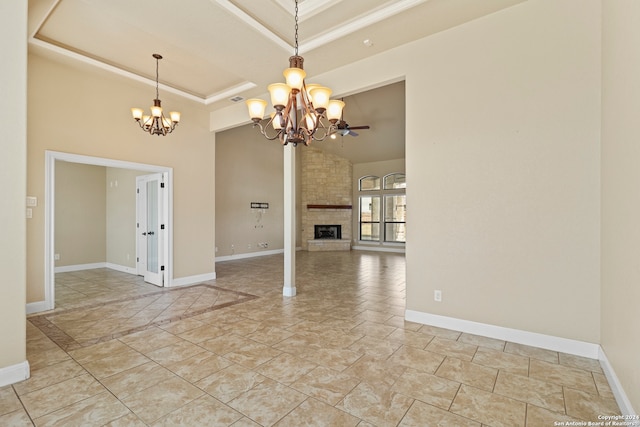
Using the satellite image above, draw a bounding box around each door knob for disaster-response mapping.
[147,231,155,235]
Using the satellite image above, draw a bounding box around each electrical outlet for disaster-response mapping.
[54,254,60,261]
[434,290,442,302]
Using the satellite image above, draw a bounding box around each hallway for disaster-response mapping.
[2,251,620,426]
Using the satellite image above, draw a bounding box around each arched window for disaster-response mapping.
[358,173,406,243]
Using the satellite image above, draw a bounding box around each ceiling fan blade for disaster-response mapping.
[348,130,359,137]
[348,125,370,130]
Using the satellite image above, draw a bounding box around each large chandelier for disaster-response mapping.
[245,0,345,146]
[131,54,181,136]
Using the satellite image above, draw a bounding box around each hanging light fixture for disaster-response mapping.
[245,0,345,146]
[131,54,181,136]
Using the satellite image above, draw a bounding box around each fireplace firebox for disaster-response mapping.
[314,225,342,240]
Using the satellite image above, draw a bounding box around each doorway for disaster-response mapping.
[44,151,173,311]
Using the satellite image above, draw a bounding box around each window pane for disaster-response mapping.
[384,195,406,222]
[383,173,406,189]
[361,223,380,241]
[359,176,380,191]
[385,223,406,243]
[360,196,380,222]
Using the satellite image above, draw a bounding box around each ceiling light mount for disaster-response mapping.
[245,0,344,146]
[131,53,181,136]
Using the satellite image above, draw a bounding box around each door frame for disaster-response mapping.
[44,150,173,311]
[136,172,169,286]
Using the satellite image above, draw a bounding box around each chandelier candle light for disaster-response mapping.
[131,54,181,136]
[245,0,345,146]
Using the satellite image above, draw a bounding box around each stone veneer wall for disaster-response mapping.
[300,146,353,250]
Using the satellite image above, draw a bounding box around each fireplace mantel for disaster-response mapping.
[306,204,352,210]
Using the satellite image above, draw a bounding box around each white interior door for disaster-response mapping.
[136,173,167,286]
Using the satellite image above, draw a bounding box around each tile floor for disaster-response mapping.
[1,251,621,426]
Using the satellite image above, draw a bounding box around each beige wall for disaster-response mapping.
[601,0,640,411]
[0,0,27,371]
[27,53,215,302]
[215,123,287,257]
[55,162,106,267]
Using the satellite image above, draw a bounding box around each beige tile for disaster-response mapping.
[504,342,558,364]
[343,355,407,387]
[385,316,422,331]
[152,394,243,426]
[529,359,598,394]
[450,384,526,427]
[100,361,177,399]
[348,335,402,359]
[255,352,317,384]
[145,340,206,365]
[165,351,232,383]
[337,381,414,427]
[196,363,268,403]
[223,340,282,369]
[82,347,150,380]
[245,326,295,346]
[0,386,22,415]
[399,400,481,426]
[392,368,461,410]
[525,404,586,427]
[157,317,204,335]
[350,320,397,339]
[559,352,603,373]
[494,371,564,412]
[471,346,529,377]
[593,372,615,399]
[14,359,85,396]
[176,323,227,343]
[387,345,445,374]
[103,412,147,426]
[299,346,363,371]
[227,379,308,427]
[291,366,361,406]
[121,376,204,424]
[67,339,132,364]
[418,325,462,341]
[564,388,621,421]
[20,373,105,419]
[387,328,434,349]
[33,391,130,426]
[118,327,185,354]
[26,346,71,370]
[435,357,498,392]
[231,417,262,427]
[458,333,506,351]
[274,397,360,427]
[426,337,478,361]
[0,409,33,426]
[199,333,256,355]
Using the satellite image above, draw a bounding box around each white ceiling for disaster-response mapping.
[28,0,524,162]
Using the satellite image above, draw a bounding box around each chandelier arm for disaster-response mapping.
[251,121,284,141]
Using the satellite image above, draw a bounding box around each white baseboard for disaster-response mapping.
[215,248,285,262]
[170,272,217,287]
[599,347,639,421]
[0,360,30,387]
[26,300,51,315]
[105,263,137,275]
[54,262,106,273]
[405,310,600,359]
[352,245,406,253]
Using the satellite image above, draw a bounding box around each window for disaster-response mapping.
[359,195,380,241]
[358,173,406,243]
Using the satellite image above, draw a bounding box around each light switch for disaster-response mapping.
[26,196,37,207]
[26,208,33,219]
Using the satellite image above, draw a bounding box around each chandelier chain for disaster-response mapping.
[294,0,299,56]
[155,56,160,100]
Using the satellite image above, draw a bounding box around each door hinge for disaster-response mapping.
[161,224,165,230]
[137,188,140,194]
[160,182,165,188]
[161,265,165,271]
[136,257,139,262]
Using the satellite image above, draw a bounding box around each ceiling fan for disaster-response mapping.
[330,102,370,138]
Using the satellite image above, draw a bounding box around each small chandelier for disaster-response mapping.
[245,0,345,146]
[131,54,181,136]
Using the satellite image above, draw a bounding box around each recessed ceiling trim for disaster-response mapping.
[299,0,429,54]
[29,38,207,104]
[273,0,342,22]
[205,81,258,105]
[213,0,292,52]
